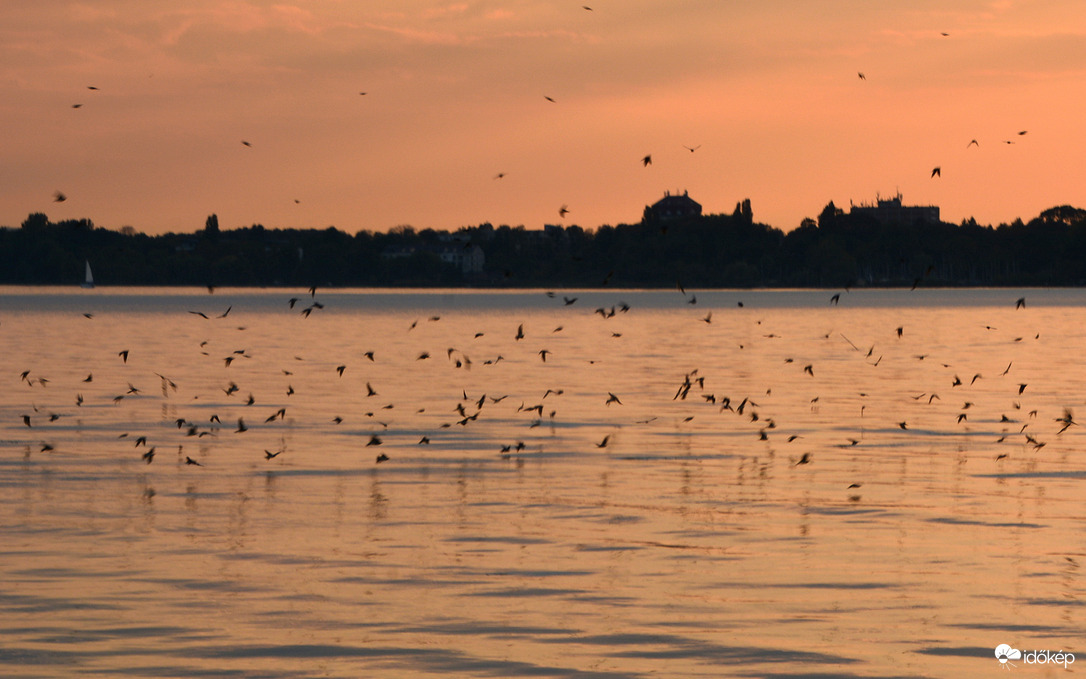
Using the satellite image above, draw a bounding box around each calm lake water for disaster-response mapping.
[1,286,1083,678]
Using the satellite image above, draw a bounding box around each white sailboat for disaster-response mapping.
[81,260,95,289]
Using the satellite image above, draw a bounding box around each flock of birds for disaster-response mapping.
[50,12,1039,241]
[8,284,1073,496]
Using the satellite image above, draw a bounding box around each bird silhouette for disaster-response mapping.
[931,166,941,178]
[53,191,67,202]
[1015,297,1026,309]
[642,155,652,166]
[558,205,569,218]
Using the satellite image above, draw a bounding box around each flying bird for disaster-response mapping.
[544,96,556,103]
[1015,297,1026,309]
[558,205,569,218]
[931,166,941,178]
[53,191,67,202]
[967,139,979,148]
[683,145,701,153]
[642,155,652,167]
[857,72,866,80]
[241,140,252,147]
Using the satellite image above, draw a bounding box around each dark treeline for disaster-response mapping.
[4,203,1086,287]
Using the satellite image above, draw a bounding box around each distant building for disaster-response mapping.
[439,245,485,275]
[380,244,485,275]
[850,193,939,226]
[643,190,702,222]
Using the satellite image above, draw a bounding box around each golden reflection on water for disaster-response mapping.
[0,288,1083,678]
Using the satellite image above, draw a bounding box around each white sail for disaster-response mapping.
[81,260,94,288]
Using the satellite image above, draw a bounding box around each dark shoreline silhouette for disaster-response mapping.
[4,204,1086,288]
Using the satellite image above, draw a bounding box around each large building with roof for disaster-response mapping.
[643,190,702,222]
[850,193,939,226]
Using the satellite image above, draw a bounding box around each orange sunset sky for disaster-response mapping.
[2,1,1084,235]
